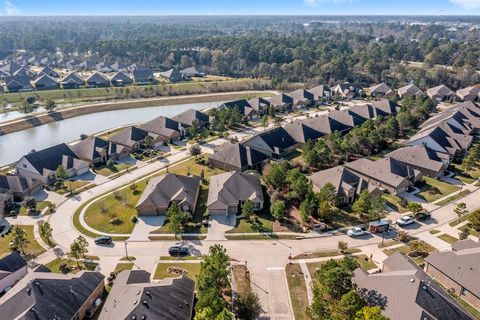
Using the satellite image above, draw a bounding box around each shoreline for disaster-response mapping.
[0,90,275,136]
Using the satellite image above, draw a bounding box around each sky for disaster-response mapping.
[2,0,480,16]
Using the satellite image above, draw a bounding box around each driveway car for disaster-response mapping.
[94,235,112,245]
[347,227,368,237]
[168,246,189,257]
[414,211,431,221]
[396,215,415,227]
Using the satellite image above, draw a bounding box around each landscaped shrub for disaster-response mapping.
[109,217,122,225]
[131,215,138,223]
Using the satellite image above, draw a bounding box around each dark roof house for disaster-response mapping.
[110,71,132,86]
[172,109,210,128]
[242,127,297,159]
[133,69,155,84]
[34,74,58,90]
[86,72,110,87]
[158,68,182,82]
[209,142,269,172]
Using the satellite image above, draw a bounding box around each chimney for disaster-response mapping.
[246,145,253,167]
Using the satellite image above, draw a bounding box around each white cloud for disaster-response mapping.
[304,0,356,7]
[2,0,20,15]
[450,0,480,9]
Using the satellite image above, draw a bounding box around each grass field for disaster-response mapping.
[293,248,361,260]
[114,262,134,274]
[285,263,309,320]
[436,190,472,206]
[382,193,408,213]
[417,177,460,203]
[19,200,52,215]
[437,233,458,244]
[153,262,202,282]
[305,254,377,276]
[450,163,480,184]
[45,257,97,274]
[0,225,46,258]
[96,162,134,176]
[383,240,436,265]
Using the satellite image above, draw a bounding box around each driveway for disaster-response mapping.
[129,216,166,242]
[206,214,236,240]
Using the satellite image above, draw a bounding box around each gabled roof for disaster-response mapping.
[220,99,255,116]
[18,143,81,174]
[62,72,84,85]
[354,253,473,320]
[369,99,400,116]
[427,84,455,98]
[0,252,26,274]
[368,82,393,95]
[78,60,95,69]
[207,171,263,208]
[0,271,104,320]
[243,127,297,153]
[397,84,424,97]
[4,74,31,88]
[108,126,149,147]
[283,120,324,144]
[111,61,128,71]
[456,86,480,100]
[288,89,314,103]
[180,66,203,76]
[409,122,473,155]
[270,93,293,107]
[141,116,182,139]
[110,71,132,83]
[310,166,363,198]
[158,68,181,80]
[38,66,57,77]
[328,109,365,128]
[172,109,209,127]
[349,103,376,120]
[209,142,269,170]
[385,145,447,175]
[1,62,22,75]
[86,72,110,84]
[0,175,33,194]
[301,114,351,135]
[427,241,480,298]
[308,85,330,100]
[34,74,58,87]
[133,68,154,82]
[99,271,195,320]
[136,173,201,210]
[247,97,270,111]
[70,136,109,161]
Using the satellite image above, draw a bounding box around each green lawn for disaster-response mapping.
[450,163,480,184]
[383,241,436,265]
[114,262,134,274]
[437,233,458,244]
[305,254,377,276]
[45,257,97,274]
[0,225,46,259]
[429,229,441,235]
[417,177,460,203]
[96,162,134,176]
[19,201,52,215]
[286,263,309,320]
[225,214,273,234]
[167,156,225,180]
[460,225,480,237]
[153,262,201,282]
[294,248,361,260]
[382,193,408,213]
[449,210,478,227]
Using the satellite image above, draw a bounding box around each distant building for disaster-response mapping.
[397,84,425,99]
[427,85,455,102]
[158,68,182,82]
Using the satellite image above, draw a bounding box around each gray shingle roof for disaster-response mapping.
[209,142,269,170]
[207,171,263,208]
[70,136,109,161]
[385,145,447,175]
[0,252,26,273]
[172,109,209,127]
[19,143,81,174]
[108,126,149,147]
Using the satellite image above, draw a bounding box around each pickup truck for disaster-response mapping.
[396,215,415,227]
[347,227,369,237]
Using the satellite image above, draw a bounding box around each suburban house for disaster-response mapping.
[140,116,184,143]
[38,66,59,78]
[0,252,28,294]
[180,66,205,78]
[70,136,111,164]
[354,253,474,320]
[308,85,331,101]
[95,62,112,73]
[98,270,195,320]
[270,93,295,111]
[111,61,128,72]
[0,62,22,75]
[406,122,473,160]
[219,99,258,119]
[158,68,182,82]
[385,145,449,178]
[108,126,150,156]
[332,82,360,99]
[0,174,40,200]
[4,74,31,92]
[367,82,395,98]
[110,71,133,86]
[33,74,58,90]
[78,60,96,70]
[310,166,382,206]
[135,173,201,215]
[28,56,42,66]
[15,143,90,184]
[283,120,325,144]
[349,100,399,120]
[345,157,421,194]
[247,97,271,115]
[133,69,155,85]
[456,86,480,101]
[288,89,315,107]
[328,109,366,128]
[427,84,456,102]
[425,240,480,311]
[61,72,85,89]
[0,271,105,320]
[86,72,110,87]
[420,101,480,134]
[207,171,264,215]
[397,84,424,99]
[242,127,297,159]
[209,142,270,172]
[172,108,210,128]
[299,113,353,137]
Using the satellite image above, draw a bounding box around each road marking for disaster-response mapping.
[266,267,284,271]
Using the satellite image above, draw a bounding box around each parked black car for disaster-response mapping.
[168,246,189,256]
[414,211,431,221]
[94,235,112,245]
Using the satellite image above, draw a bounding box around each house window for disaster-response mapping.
[23,164,27,168]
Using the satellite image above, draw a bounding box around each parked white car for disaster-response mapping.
[347,227,368,237]
[396,215,415,227]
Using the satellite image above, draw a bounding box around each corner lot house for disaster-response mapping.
[0,271,105,320]
[0,252,27,293]
[207,171,263,215]
[209,142,269,172]
[426,240,480,311]
[98,270,195,320]
[16,143,90,184]
[136,173,201,216]
[354,253,473,320]
[385,145,449,178]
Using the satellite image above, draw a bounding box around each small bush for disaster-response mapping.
[131,215,138,223]
[109,217,122,225]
